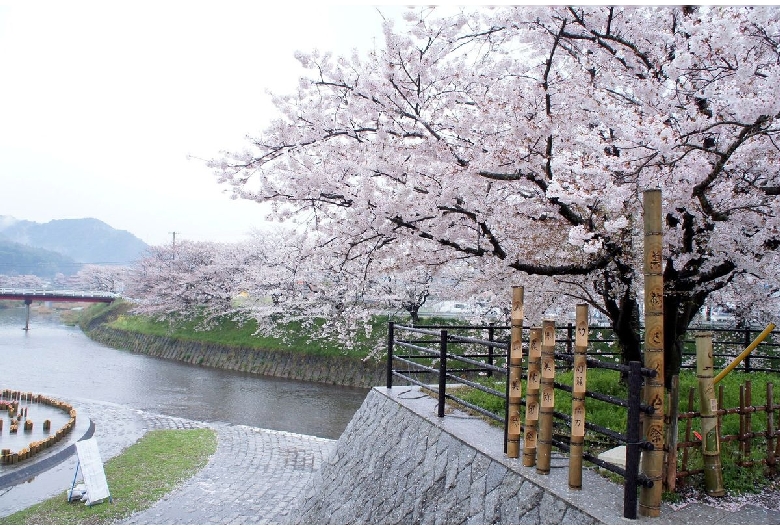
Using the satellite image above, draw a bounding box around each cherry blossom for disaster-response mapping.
[208,6,779,378]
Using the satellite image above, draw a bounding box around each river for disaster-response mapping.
[0,306,368,440]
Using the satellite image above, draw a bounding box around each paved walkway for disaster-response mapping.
[2,397,779,525]
[0,398,335,524]
[121,421,335,524]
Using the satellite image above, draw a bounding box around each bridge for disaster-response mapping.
[0,288,119,331]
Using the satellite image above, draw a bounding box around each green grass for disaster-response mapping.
[0,429,217,525]
[107,312,383,359]
[83,303,473,361]
[449,366,780,495]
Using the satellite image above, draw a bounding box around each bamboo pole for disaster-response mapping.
[714,323,776,384]
[536,318,556,475]
[569,303,589,489]
[523,327,542,467]
[639,189,665,517]
[506,286,524,458]
[718,384,724,448]
[696,332,725,497]
[745,380,753,464]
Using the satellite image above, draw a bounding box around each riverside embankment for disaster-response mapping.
[290,387,632,524]
[83,321,385,389]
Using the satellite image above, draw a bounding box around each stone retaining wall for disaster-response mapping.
[289,387,636,525]
[84,326,385,388]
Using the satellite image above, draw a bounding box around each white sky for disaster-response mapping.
[0,1,416,246]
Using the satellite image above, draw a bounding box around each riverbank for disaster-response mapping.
[79,303,386,389]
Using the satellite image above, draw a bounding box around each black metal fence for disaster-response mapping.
[386,323,509,422]
[539,323,779,373]
[386,321,659,519]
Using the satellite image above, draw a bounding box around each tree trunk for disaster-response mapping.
[606,289,643,367]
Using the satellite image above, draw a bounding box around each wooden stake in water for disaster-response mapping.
[569,304,588,489]
[523,327,542,467]
[537,319,556,475]
[506,286,524,458]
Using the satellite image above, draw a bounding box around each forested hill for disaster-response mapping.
[0,240,80,277]
[0,216,149,271]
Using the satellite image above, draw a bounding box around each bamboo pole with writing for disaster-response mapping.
[506,286,524,458]
[523,327,542,467]
[696,332,725,496]
[569,304,589,489]
[639,189,665,517]
[537,318,556,475]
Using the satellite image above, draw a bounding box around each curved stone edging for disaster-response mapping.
[84,325,385,389]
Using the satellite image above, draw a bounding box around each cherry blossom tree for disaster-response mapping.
[127,240,252,329]
[71,264,131,294]
[210,6,780,379]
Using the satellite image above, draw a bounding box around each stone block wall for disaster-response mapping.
[84,326,385,388]
[289,387,634,525]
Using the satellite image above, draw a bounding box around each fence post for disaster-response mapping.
[639,189,665,517]
[487,324,495,377]
[438,329,447,418]
[387,321,395,388]
[767,383,776,468]
[504,339,511,455]
[665,375,680,493]
[537,319,556,475]
[569,304,588,489]
[744,325,752,374]
[523,327,542,467]
[696,332,725,496]
[506,286,525,458]
[624,361,643,520]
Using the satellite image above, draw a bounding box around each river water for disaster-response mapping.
[0,307,368,440]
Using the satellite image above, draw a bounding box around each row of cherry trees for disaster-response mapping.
[5,7,776,378]
[0,265,127,293]
[206,6,780,381]
[123,230,503,352]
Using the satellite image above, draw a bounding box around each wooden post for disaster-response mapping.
[24,298,31,331]
[739,384,746,467]
[696,332,725,496]
[639,189,665,517]
[523,327,542,467]
[537,318,556,475]
[745,380,753,463]
[569,304,588,489]
[506,286,524,458]
[767,383,775,468]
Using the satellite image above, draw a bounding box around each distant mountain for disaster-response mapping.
[0,240,81,277]
[0,216,149,267]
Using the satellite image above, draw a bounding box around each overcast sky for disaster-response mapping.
[0,1,417,245]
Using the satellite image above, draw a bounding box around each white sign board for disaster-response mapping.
[75,438,111,506]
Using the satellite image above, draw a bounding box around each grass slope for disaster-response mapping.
[0,429,217,525]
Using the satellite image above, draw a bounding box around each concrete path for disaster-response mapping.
[2,396,779,525]
[121,421,335,525]
[0,398,335,524]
